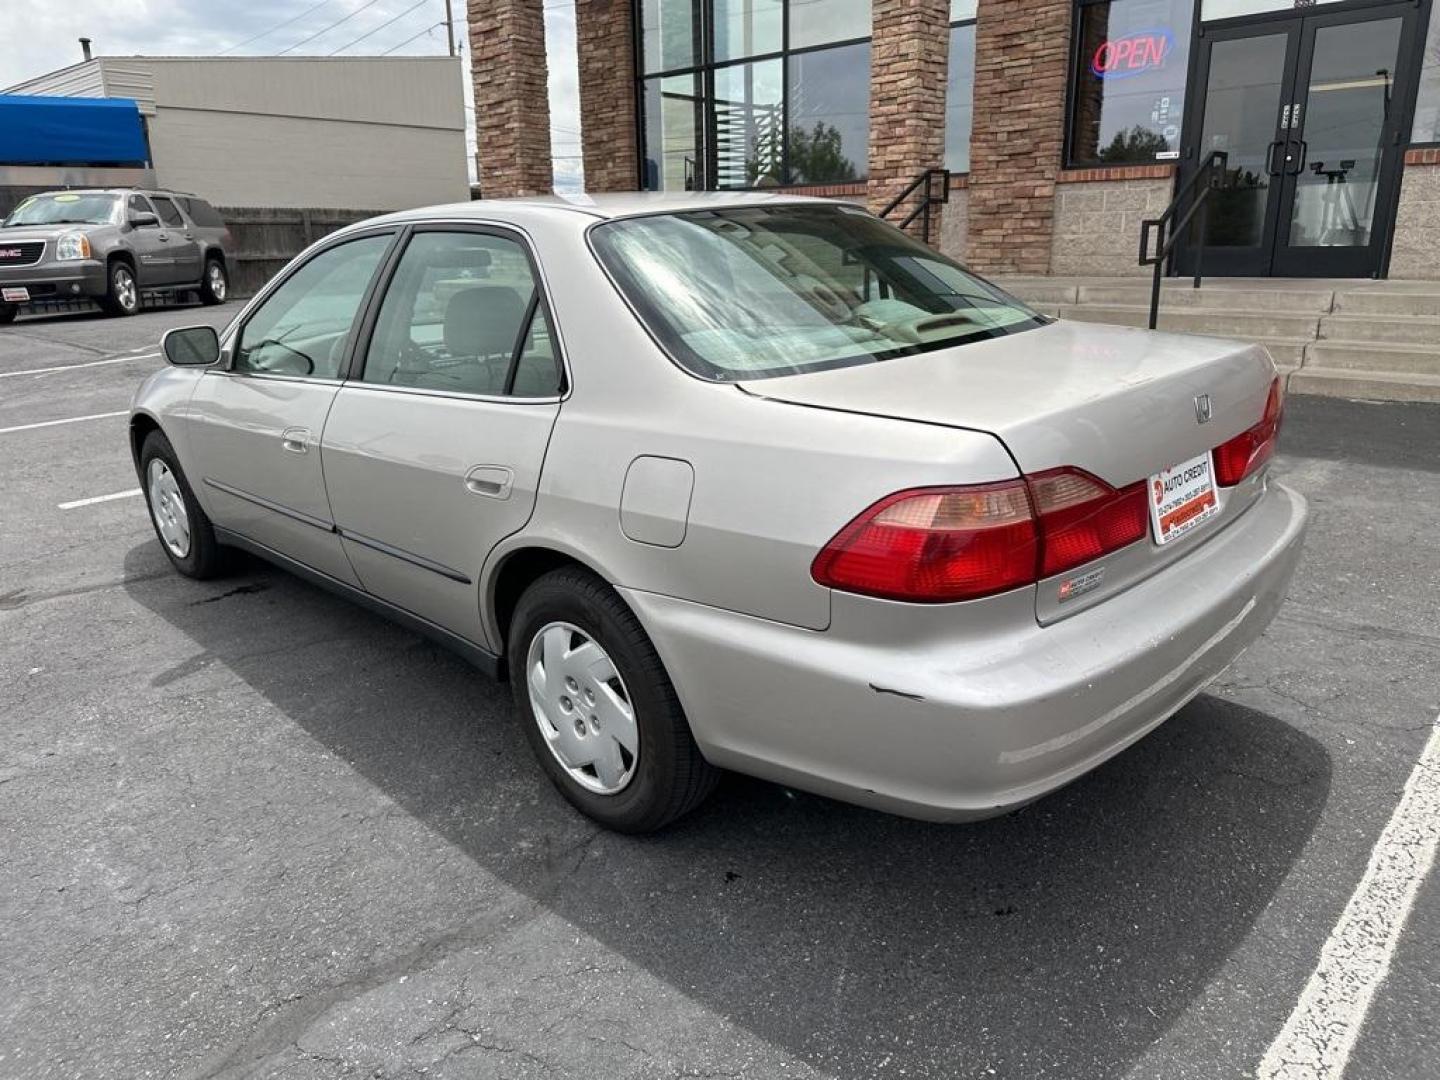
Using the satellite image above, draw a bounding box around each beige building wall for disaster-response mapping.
[6,55,468,211]
[1050,175,1174,278]
[1388,154,1440,280]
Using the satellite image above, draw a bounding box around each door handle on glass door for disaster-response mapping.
[465,465,514,499]
[281,427,311,454]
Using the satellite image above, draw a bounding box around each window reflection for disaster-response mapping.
[945,22,976,172]
[714,60,785,187]
[790,0,872,51]
[1069,0,1194,166]
[787,42,870,183]
[714,0,783,62]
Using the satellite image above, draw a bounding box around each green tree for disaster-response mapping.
[785,122,857,184]
[1098,125,1171,164]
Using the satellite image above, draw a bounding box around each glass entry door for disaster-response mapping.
[1177,3,1420,277]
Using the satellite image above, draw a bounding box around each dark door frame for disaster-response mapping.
[1174,0,1429,278]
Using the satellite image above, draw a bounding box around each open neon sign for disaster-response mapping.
[1091,28,1174,79]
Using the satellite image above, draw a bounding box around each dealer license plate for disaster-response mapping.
[1149,451,1219,545]
[2,287,29,303]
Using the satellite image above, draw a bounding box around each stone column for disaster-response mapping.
[965,0,1072,274]
[468,0,554,197]
[577,0,639,191]
[866,0,951,243]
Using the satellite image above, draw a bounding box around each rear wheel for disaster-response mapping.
[0,303,15,325]
[140,431,228,579]
[102,261,140,317]
[507,567,718,832]
[199,257,228,305]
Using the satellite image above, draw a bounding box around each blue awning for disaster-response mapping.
[0,95,149,166]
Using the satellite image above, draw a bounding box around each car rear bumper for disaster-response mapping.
[621,480,1308,822]
[0,260,107,302]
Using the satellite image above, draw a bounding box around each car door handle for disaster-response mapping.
[281,427,311,454]
[464,465,513,499]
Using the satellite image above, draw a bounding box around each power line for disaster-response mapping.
[279,0,388,55]
[218,0,338,55]
[382,20,446,54]
[329,0,435,55]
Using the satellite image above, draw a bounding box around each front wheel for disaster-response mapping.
[140,430,228,579]
[508,567,718,832]
[102,262,140,316]
[199,257,228,305]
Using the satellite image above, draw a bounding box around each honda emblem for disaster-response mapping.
[1194,393,1213,424]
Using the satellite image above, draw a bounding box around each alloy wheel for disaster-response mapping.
[526,621,639,794]
[147,458,191,558]
[115,268,137,312]
[208,263,227,301]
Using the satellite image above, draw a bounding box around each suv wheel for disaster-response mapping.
[0,303,15,325]
[508,567,719,833]
[199,258,228,306]
[103,262,140,317]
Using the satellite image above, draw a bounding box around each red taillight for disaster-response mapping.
[811,468,1148,603]
[1214,377,1283,486]
[1028,468,1149,578]
[810,482,1039,602]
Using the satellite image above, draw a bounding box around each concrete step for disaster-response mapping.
[1304,340,1440,376]
[1074,284,1335,313]
[1057,304,1321,340]
[1332,290,1440,318]
[997,279,1079,306]
[1318,313,1440,347]
[1287,366,1440,403]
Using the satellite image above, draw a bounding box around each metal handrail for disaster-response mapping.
[1138,150,1229,330]
[879,168,951,245]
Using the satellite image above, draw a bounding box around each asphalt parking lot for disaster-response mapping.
[1,304,1437,1080]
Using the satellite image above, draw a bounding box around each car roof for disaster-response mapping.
[375,190,850,225]
[22,188,202,199]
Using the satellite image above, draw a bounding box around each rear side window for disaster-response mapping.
[151,196,185,229]
[360,230,561,397]
[178,197,225,228]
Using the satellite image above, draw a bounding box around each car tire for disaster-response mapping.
[140,430,228,579]
[102,261,140,317]
[0,303,15,325]
[199,257,228,306]
[508,567,719,833]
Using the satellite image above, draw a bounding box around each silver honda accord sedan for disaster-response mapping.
[130,192,1307,832]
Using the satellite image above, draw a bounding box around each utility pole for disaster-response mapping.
[444,0,456,57]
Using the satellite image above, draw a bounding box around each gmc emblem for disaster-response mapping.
[0,249,22,259]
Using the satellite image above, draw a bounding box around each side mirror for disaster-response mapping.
[129,212,160,229]
[162,325,221,367]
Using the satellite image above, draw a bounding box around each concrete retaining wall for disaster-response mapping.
[1388,159,1440,281]
[1050,176,1173,277]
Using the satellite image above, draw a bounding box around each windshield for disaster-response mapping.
[3,193,120,228]
[590,205,1045,380]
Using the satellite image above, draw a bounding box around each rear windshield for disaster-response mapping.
[3,193,119,227]
[590,204,1044,380]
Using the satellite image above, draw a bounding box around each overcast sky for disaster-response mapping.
[2,0,584,191]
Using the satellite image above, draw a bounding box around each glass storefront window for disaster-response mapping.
[714,59,785,188]
[944,21,976,173]
[643,0,702,74]
[1414,9,1440,145]
[714,0,783,62]
[787,41,870,183]
[1068,0,1195,166]
[1201,0,1344,18]
[643,73,705,191]
[790,0,872,51]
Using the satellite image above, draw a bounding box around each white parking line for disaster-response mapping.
[1259,714,1440,1080]
[0,410,128,435]
[0,352,159,379]
[57,488,142,510]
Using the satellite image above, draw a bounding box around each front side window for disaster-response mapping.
[1068,0,1195,167]
[151,196,185,229]
[361,231,560,398]
[128,194,158,226]
[3,192,119,227]
[234,235,391,379]
[592,205,1043,381]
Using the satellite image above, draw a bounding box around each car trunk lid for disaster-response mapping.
[738,319,1280,621]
